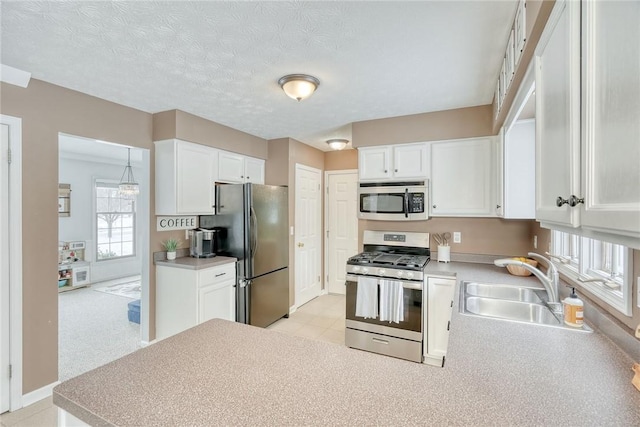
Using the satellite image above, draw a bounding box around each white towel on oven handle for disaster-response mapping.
[379,279,404,323]
[355,276,378,319]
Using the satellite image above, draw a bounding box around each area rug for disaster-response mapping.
[94,281,141,299]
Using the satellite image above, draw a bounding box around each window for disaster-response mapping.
[551,230,631,315]
[95,180,136,261]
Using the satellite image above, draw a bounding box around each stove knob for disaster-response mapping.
[406,271,415,279]
[362,267,370,275]
[396,270,404,278]
[353,266,361,273]
[378,269,386,276]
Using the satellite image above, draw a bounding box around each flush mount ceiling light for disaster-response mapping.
[118,148,139,197]
[326,139,349,151]
[278,74,320,101]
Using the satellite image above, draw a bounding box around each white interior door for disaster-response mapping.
[295,164,322,307]
[326,171,358,295]
[1,124,10,413]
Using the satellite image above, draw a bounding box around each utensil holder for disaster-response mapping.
[437,245,450,263]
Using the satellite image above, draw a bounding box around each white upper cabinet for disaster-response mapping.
[579,0,640,239]
[358,143,428,181]
[155,139,217,215]
[514,0,527,66]
[535,0,581,229]
[358,147,391,180]
[503,120,535,219]
[244,157,265,184]
[430,137,497,217]
[392,143,429,179]
[536,0,639,245]
[218,151,265,184]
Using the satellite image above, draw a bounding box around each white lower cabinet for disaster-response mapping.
[424,276,456,367]
[156,262,236,340]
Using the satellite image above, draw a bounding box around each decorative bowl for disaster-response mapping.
[506,258,538,276]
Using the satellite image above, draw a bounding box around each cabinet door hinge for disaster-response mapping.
[9,364,12,378]
[447,321,450,331]
[318,275,320,283]
[7,148,11,164]
[326,186,329,194]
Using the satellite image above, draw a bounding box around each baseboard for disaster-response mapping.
[289,305,297,315]
[22,381,60,407]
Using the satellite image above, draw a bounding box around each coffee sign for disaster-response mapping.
[157,216,198,231]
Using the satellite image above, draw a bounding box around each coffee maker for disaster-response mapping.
[189,228,217,258]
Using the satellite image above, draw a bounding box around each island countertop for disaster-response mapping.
[53,262,640,426]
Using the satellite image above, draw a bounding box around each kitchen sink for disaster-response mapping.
[464,282,543,303]
[459,281,592,332]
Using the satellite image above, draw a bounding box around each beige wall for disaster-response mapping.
[492,0,555,132]
[360,218,536,256]
[1,79,154,393]
[153,109,268,159]
[352,105,494,147]
[324,149,358,171]
[266,138,325,307]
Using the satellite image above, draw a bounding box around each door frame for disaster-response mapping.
[0,114,23,411]
[323,169,358,295]
[294,163,322,307]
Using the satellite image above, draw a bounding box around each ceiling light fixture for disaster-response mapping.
[278,74,320,101]
[118,148,139,197]
[326,139,349,151]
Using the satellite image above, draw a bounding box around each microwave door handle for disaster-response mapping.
[404,189,409,218]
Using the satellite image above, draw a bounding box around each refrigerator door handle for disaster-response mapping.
[250,206,258,257]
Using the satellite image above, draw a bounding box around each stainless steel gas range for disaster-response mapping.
[345,230,430,363]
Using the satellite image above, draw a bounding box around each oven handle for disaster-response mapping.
[346,274,422,291]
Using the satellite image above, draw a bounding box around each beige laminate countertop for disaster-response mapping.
[53,262,640,426]
[154,255,237,270]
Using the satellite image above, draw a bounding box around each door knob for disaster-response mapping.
[568,195,584,207]
[297,242,304,248]
[556,196,569,207]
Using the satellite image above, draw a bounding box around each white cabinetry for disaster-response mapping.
[358,143,428,182]
[156,262,236,340]
[579,0,640,239]
[424,276,456,367]
[536,0,639,245]
[503,120,535,219]
[155,139,217,215]
[218,151,265,184]
[430,137,497,217]
[535,0,581,229]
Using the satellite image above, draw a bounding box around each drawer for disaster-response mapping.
[198,263,236,287]
[345,328,422,363]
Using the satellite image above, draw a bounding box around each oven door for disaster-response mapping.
[345,274,422,338]
[358,182,428,221]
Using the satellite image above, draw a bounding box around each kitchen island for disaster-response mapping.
[53,263,640,426]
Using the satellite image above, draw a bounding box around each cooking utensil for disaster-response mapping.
[442,232,451,245]
[433,234,443,245]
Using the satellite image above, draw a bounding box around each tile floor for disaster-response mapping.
[0,293,346,426]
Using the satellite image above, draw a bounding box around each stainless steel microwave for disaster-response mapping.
[358,181,429,221]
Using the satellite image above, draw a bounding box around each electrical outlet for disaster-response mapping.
[185,229,190,240]
[636,324,640,339]
[533,235,538,249]
[453,232,461,244]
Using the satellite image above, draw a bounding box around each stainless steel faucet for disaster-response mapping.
[494,252,561,311]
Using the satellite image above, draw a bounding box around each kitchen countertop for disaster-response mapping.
[154,255,237,270]
[53,262,640,426]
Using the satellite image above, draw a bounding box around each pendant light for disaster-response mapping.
[118,148,139,197]
[326,139,349,150]
[278,74,320,101]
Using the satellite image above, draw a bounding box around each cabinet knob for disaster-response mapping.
[568,195,584,207]
[556,196,569,207]
[246,176,250,179]
[432,205,437,209]
[395,169,398,173]
[297,242,304,248]
[384,170,388,173]
[496,204,501,209]
[241,175,244,179]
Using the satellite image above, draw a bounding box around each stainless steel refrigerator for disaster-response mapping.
[201,183,289,328]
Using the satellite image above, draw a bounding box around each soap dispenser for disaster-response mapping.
[563,288,584,327]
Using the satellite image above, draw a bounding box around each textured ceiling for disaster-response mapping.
[1,1,517,151]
